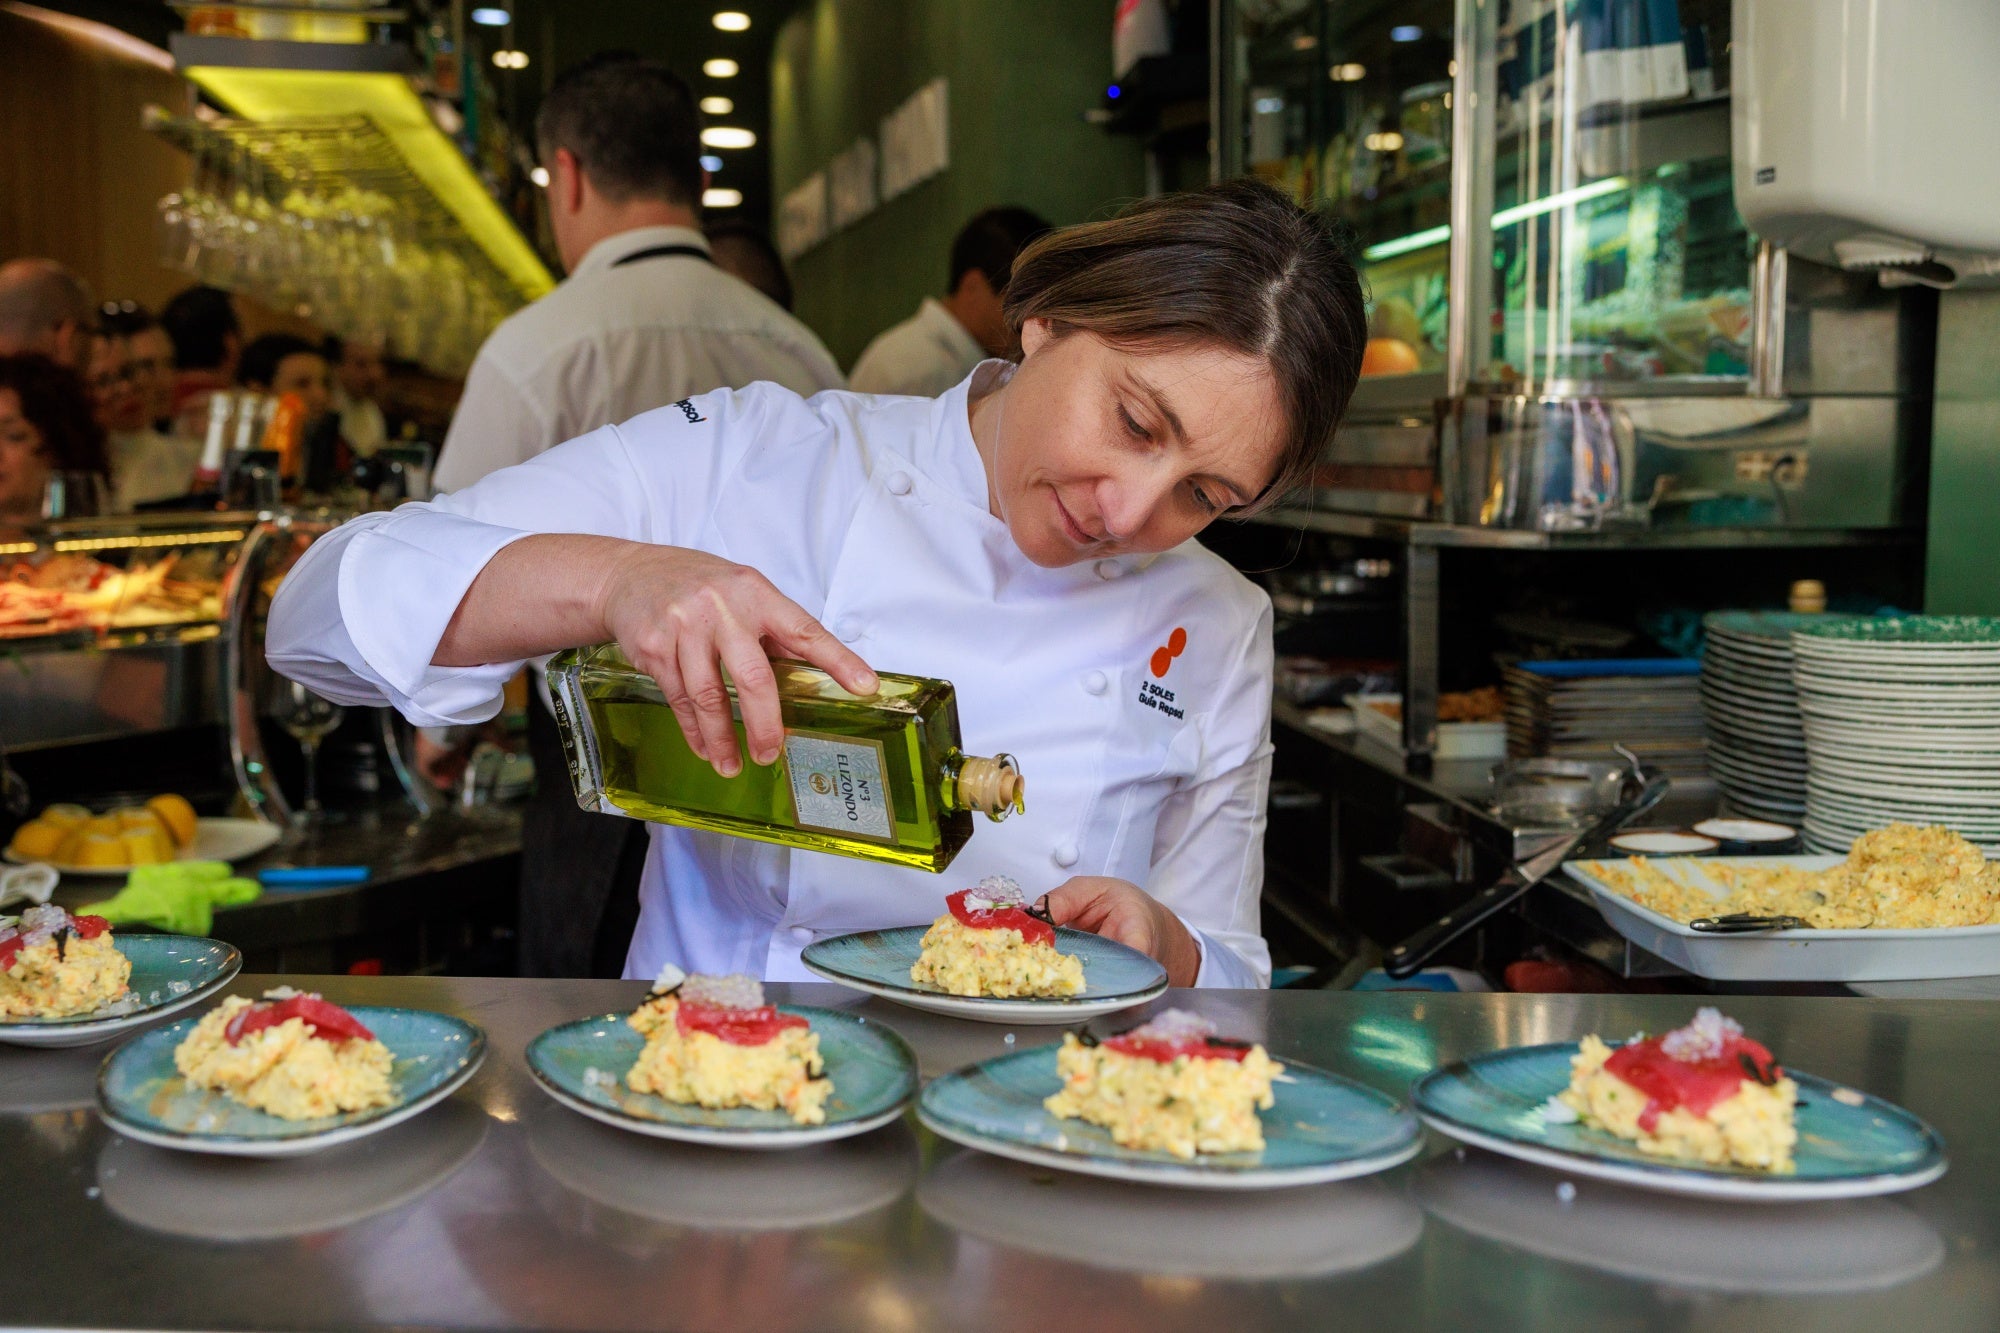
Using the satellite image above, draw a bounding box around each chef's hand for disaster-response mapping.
[1040,877,1201,988]
[599,543,878,777]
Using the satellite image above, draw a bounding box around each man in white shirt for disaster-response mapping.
[428,52,845,978]
[327,335,390,458]
[434,55,842,491]
[847,206,1050,397]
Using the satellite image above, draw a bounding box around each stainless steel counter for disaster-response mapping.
[5,978,1997,1331]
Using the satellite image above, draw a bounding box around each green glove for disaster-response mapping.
[82,861,260,936]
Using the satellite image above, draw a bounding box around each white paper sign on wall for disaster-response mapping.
[777,171,828,260]
[828,137,880,230]
[879,77,950,202]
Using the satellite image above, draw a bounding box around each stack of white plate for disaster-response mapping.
[1791,616,2000,854]
[1698,612,1837,826]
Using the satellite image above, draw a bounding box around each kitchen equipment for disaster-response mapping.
[1689,913,1810,933]
[1487,756,1633,830]
[1384,768,1670,977]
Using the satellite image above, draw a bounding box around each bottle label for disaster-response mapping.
[784,731,895,841]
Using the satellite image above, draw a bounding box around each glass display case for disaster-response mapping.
[1223,0,1930,535]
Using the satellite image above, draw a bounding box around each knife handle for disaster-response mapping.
[1382,876,1531,979]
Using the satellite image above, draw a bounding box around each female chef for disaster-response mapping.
[267,178,1366,988]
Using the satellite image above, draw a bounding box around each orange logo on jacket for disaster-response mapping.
[1150,627,1188,679]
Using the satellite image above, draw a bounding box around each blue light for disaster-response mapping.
[1390,24,1422,42]
[470,7,510,26]
[1106,84,1121,99]
[701,154,724,172]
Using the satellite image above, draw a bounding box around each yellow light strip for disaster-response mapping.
[52,529,247,553]
[183,67,554,301]
[0,541,36,556]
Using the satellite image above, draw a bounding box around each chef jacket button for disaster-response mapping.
[1053,842,1079,868]
[1094,559,1122,581]
[886,471,913,496]
[835,617,862,643]
[1083,670,1108,696]
[789,925,815,944]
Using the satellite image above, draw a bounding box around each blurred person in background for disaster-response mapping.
[0,354,111,521]
[425,51,845,981]
[0,259,96,371]
[704,221,794,311]
[848,206,1051,397]
[240,333,343,488]
[96,303,201,508]
[325,334,390,458]
[159,284,242,430]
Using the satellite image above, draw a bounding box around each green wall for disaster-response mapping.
[1924,288,2000,613]
[771,0,1148,369]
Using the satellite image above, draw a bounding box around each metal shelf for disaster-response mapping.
[1244,506,1922,551]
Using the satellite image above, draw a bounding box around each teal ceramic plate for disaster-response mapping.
[1412,1042,1947,1200]
[918,1043,1422,1190]
[802,926,1167,1025]
[1795,615,2000,648]
[526,1005,916,1149]
[0,934,241,1048]
[97,1005,486,1157]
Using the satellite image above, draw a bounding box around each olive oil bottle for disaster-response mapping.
[547,643,1024,872]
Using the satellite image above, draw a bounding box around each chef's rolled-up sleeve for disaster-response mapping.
[1147,594,1276,988]
[266,387,749,727]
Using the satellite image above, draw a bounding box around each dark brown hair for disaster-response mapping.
[536,52,703,208]
[0,353,110,482]
[1002,179,1366,510]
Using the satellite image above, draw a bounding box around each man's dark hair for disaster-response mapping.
[536,52,703,207]
[949,207,1053,296]
[238,334,323,389]
[705,222,794,311]
[159,285,240,371]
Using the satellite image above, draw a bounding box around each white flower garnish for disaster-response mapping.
[1125,1009,1218,1044]
[650,962,687,994]
[682,972,765,1010]
[963,875,1026,913]
[1660,1006,1743,1062]
[1540,1095,1579,1124]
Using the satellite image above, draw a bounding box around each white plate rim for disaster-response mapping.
[97,1041,486,1157]
[916,1103,1424,1191]
[5,817,282,877]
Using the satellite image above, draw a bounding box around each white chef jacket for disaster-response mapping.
[847,297,987,398]
[266,363,1275,988]
[434,225,845,492]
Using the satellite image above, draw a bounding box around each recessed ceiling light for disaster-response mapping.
[712,11,750,31]
[703,57,739,78]
[1390,25,1423,42]
[1364,130,1405,152]
[700,96,734,115]
[703,187,744,208]
[701,154,724,172]
[470,7,509,26]
[1329,62,1366,82]
[701,126,757,149]
[530,166,549,187]
[491,49,528,69]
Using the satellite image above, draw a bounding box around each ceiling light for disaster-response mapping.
[703,57,739,78]
[712,11,750,31]
[470,7,509,26]
[1364,130,1404,152]
[1329,63,1366,82]
[700,95,734,114]
[1253,96,1284,114]
[491,49,528,69]
[703,187,743,208]
[1290,33,1318,51]
[701,126,756,149]
[530,165,549,187]
[1390,25,1423,42]
[700,154,724,172]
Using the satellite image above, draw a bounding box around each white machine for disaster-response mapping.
[1734,0,2000,287]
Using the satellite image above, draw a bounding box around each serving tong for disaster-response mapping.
[1688,913,1809,934]
[1384,755,1671,978]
